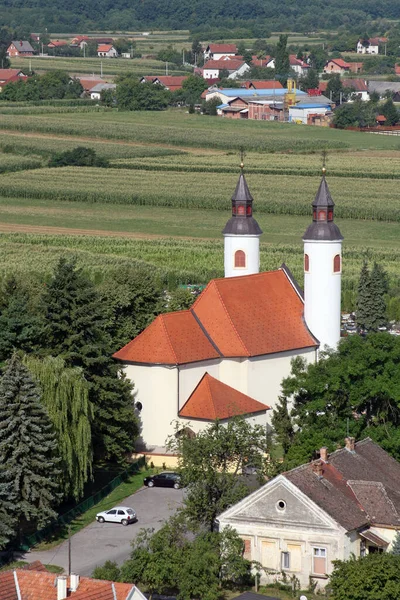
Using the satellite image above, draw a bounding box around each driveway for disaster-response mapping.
[21,486,184,576]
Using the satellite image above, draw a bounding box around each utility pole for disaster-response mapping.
[68,525,71,576]
[41,42,43,56]
[166,61,168,75]
[83,44,86,58]
[182,49,185,65]
[100,61,103,77]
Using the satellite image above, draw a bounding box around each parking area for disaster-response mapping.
[22,486,184,576]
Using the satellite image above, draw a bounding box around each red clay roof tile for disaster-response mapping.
[179,373,269,419]
[208,44,237,53]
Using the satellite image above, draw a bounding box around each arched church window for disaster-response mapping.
[333,254,341,273]
[235,250,246,268]
[328,210,333,221]
[304,254,309,272]
[246,205,252,216]
[237,205,245,216]
[318,210,326,221]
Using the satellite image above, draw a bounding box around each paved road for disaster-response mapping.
[21,486,184,576]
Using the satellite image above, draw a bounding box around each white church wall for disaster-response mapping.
[219,357,247,393]
[247,348,317,414]
[124,363,178,448]
[178,411,267,437]
[224,234,260,278]
[178,359,220,408]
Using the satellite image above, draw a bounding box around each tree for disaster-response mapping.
[92,560,121,581]
[271,396,294,454]
[167,417,270,531]
[275,34,290,86]
[0,353,61,542]
[180,74,207,104]
[382,97,399,125]
[190,36,203,66]
[298,68,319,91]
[0,27,12,69]
[280,334,400,468]
[357,260,373,331]
[391,531,400,555]
[24,355,93,500]
[202,97,221,115]
[48,147,109,168]
[0,276,44,361]
[357,261,388,331]
[167,287,196,312]
[326,74,343,104]
[330,553,400,600]
[116,76,171,111]
[42,257,138,461]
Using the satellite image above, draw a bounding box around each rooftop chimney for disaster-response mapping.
[312,459,324,478]
[345,437,355,452]
[320,447,328,462]
[57,576,68,600]
[70,573,80,592]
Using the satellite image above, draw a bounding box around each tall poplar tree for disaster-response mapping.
[24,355,93,500]
[369,262,388,330]
[356,261,373,331]
[0,353,61,541]
[42,257,138,462]
[275,34,290,86]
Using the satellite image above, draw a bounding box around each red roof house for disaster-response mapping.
[204,44,238,60]
[323,58,351,74]
[140,76,188,91]
[7,41,34,57]
[242,80,283,90]
[0,69,27,91]
[47,40,68,48]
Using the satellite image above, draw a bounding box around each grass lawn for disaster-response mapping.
[32,467,153,552]
[0,560,64,573]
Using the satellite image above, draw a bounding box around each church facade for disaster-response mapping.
[113,168,343,449]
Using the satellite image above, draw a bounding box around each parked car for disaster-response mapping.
[144,471,181,489]
[96,505,137,526]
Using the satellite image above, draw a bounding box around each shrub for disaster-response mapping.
[48,147,109,168]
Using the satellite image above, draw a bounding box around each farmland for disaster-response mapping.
[1,108,400,292]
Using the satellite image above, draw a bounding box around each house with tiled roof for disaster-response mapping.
[0,562,146,600]
[139,76,188,91]
[7,40,35,57]
[97,44,118,58]
[202,59,250,80]
[0,68,27,92]
[47,40,68,48]
[204,44,238,61]
[289,55,310,77]
[218,437,400,590]
[323,58,351,75]
[114,168,343,450]
[357,37,387,54]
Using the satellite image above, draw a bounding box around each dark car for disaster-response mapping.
[144,471,181,489]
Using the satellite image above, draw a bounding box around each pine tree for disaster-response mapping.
[42,257,138,461]
[24,355,93,500]
[356,261,373,331]
[0,276,44,361]
[369,262,388,330]
[271,396,294,455]
[391,530,400,555]
[0,353,61,541]
[382,98,399,126]
[275,34,290,86]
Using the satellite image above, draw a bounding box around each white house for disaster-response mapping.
[97,44,118,58]
[357,37,386,54]
[202,59,250,80]
[204,44,237,61]
[89,82,116,100]
[289,55,310,77]
[218,438,400,590]
[114,169,344,451]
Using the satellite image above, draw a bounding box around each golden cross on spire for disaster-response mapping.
[321,150,328,175]
[239,146,246,170]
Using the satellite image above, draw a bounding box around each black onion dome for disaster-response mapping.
[303,174,343,242]
[222,172,263,236]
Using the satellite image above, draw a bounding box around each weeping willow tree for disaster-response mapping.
[23,355,93,501]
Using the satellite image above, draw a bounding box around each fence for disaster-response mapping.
[21,456,146,551]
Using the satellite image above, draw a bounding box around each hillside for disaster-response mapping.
[1,0,400,34]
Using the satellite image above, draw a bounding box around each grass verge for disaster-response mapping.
[32,467,153,552]
[0,560,64,573]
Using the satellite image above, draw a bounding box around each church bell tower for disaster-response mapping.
[222,162,262,278]
[303,168,343,350]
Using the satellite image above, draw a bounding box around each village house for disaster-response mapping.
[357,37,387,54]
[289,55,310,77]
[114,168,343,451]
[368,80,400,98]
[289,102,332,124]
[250,55,273,68]
[202,59,250,80]
[0,68,27,92]
[47,40,68,49]
[218,438,400,590]
[318,79,369,101]
[70,35,90,49]
[140,75,188,91]
[97,44,118,58]
[323,59,363,75]
[241,80,283,90]
[78,77,106,94]
[7,40,34,57]
[0,561,146,599]
[204,43,237,61]
[89,82,116,100]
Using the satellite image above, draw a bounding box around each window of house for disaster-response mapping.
[333,254,341,273]
[304,254,309,272]
[242,538,252,560]
[318,210,326,221]
[234,250,246,268]
[281,551,290,570]
[237,205,245,216]
[312,547,327,575]
[246,205,252,215]
[328,210,333,221]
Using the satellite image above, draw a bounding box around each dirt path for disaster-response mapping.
[0,222,212,241]
[0,130,220,155]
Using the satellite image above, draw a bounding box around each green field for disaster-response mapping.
[1,107,400,292]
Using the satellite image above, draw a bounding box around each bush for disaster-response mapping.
[49,147,109,168]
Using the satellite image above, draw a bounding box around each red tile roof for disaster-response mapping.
[78,78,105,91]
[203,59,246,71]
[114,269,318,365]
[0,68,25,82]
[0,570,137,600]
[98,44,114,52]
[289,54,309,68]
[208,44,237,54]
[318,81,328,92]
[179,373,269,420]
[154,76,188,90]
[342,78,368,92]
[327,58,350,69]
[243,80,283,89]
[48,40,68,47]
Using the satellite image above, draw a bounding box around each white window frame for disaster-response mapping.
[281,551,290,570]
[312,546,327,576]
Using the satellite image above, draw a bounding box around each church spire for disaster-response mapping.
[222,156,262,278]
[302,169,343,242]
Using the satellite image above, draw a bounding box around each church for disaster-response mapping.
[113,166,343,450]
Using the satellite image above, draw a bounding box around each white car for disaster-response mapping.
[96,505,137,526]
